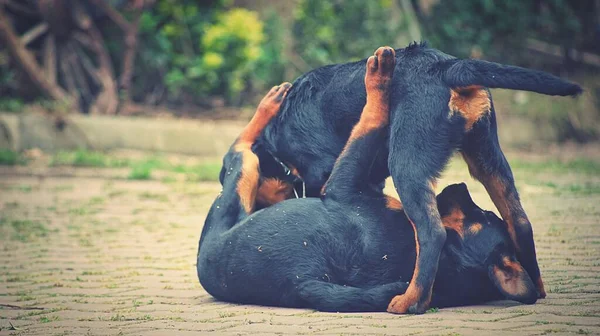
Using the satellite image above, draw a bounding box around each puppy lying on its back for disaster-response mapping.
[197,47,537,313]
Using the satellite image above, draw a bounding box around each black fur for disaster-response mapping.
[198,131,537,312]
[197,50,539,310]
[257,42,581,195]
[254,42,581,301]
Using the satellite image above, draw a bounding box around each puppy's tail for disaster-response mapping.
[439,59,582,96]
[297,280,407,312]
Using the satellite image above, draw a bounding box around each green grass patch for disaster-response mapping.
[51,150,129,168]
[536,181,600,195]
[110,313,124,321]
[16,184,33,193]
[87,196,106,206]
[0,218,55,242]
[81,271,104,276]
[39,315,59,323]
[51,185,74,192]
[46,150,221,181]
[68,206,100,216]
[128,163,153,180]
[138,192,169,202]
[0,150,25,165]
[17,294,36,302]
[510,158,600,176]
[181,163,222,182]
[0,98,25,112]
[161,175,177,183]
[107,189,127,198]
[562,183,600,195]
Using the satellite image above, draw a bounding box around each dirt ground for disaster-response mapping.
[1,152,599,336]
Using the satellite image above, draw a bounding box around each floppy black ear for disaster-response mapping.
[437,183,476,215]
[488,257,537,304]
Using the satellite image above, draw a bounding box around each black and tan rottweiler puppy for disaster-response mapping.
[254,42,582,312]
[197,47,538,313]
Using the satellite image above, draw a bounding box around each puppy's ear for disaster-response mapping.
[488,256,537,304]
[437,183,476,215]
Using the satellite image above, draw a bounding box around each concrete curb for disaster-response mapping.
[0,112,244,156]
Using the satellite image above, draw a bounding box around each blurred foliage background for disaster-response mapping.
[0,0,599,143]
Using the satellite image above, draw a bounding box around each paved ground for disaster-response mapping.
[1,154,599,336]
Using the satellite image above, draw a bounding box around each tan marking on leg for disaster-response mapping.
[486,177,519,251]
[323,47,395,192]
[343,47,394,143]
[462,152,519,250]
[236,152,260,213]
[234,83,291,213]
[385,195,403,211]
[463,151,544,298]
[461,152,481,180]
[234,83,292,152]
[388,219,422,313]
[449,85,491,131]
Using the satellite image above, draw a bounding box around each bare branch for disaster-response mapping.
[67,43,92,102]
[88,0,130,31]
[43,34,56,84]
[119,9,142,100]
[72,31,95,51]
[59,50,79,104]
[78,19,119,115]
[21,22,48,45]
[73,44,102,87]
[398,0,422,42]
[4,0,38,16]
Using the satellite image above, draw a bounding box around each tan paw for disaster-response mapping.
[365,46,395,92]
[387,286,428,314]
[257,82,292,117]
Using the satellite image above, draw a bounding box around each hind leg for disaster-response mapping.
[298,280,408,312]
[322,46,395,198]
[386,95,458,314]
[461,110,545,298]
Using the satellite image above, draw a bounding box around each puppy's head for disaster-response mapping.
[436,183,537,305]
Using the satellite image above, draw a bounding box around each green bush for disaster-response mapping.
[292,0,405,68]
[0,150,22,165]
[0,98,25,113]
[253,11,287,90]
[135,1,265,105]
[424,0,582,62]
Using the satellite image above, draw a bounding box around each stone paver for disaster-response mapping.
[0,154,599,336]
